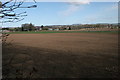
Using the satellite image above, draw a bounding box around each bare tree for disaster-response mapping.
[0,0,37,44]
[0,0,37,23]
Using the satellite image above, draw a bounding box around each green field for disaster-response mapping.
[8,30,119,34]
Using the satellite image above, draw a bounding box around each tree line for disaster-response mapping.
[1,23,119,32]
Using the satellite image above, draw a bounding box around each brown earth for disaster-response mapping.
[2,33,119,78]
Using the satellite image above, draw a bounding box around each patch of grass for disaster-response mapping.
[8,30,119,34]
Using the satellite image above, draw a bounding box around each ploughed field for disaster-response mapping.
[3,33,118,78]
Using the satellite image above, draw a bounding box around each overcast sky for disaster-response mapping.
[0,1,118,27]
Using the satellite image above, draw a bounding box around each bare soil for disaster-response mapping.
[2,33,119,78]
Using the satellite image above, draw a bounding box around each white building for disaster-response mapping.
[48,28,53,30]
